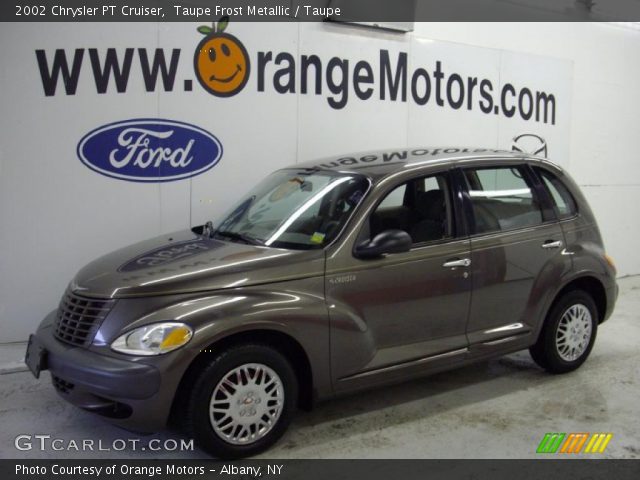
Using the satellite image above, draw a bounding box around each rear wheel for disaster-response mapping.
[530,290,598,374]
[185,344,297,458]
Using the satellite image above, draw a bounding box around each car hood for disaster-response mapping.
[71,229,325,298]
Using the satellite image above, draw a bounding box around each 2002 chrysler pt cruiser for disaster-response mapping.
[26,148,617,458]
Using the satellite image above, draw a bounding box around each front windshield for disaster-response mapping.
[213,170,369,249]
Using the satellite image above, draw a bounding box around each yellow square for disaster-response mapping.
[310,232,326,244]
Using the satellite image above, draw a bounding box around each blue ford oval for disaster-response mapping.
[77,119,223,182]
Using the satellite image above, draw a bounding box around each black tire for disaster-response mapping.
[184,344,298,459]
[530,290,598,374]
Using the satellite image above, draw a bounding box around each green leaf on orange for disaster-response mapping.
[218,16,229,33]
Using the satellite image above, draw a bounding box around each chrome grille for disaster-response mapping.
[53,290,115,346]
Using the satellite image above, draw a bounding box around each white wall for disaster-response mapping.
[415,22,640,278]
[0,22,638,343]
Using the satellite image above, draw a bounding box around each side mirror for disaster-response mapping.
[354,229,412,259]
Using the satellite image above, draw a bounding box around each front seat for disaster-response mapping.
[410,190,446,243]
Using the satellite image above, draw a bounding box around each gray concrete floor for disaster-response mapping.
[0,342,31,375]
[1,277,639,459]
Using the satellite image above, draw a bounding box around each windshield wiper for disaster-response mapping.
[215,230,264,246]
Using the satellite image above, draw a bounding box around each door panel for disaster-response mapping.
[466,223,565,345]
[460,164,565,345]
[327,170,471,387]
[327,239,472,382]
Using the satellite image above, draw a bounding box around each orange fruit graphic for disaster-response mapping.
[194,20,250,97]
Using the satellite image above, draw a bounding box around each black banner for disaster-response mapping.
[3,460,640,480]
[3,0,640,23]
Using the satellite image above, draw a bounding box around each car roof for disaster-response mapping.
[287,146,557,182]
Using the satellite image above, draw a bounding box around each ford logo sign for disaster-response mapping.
[77,119,223,182]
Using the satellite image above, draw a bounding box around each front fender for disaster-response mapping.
[93,276,332,398]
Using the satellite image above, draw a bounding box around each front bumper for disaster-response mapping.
[28,311,182,433]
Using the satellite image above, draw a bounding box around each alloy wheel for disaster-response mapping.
[209,363,284,445]
[555,303,593,362]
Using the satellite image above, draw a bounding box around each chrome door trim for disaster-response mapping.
[483,323,524,335]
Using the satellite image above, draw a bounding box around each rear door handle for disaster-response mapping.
[542,240,563,249]
[443,258,471,268]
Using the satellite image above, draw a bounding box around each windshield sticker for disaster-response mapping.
[310,232,326,244]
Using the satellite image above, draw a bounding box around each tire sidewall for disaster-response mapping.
[188,345,298,459]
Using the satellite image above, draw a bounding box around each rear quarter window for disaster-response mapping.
[535,168,578,219]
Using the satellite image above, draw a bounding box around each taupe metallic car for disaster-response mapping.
[26,147,617,458]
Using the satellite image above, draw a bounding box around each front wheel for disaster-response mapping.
[530,290,598,374]
[185,344,298,458]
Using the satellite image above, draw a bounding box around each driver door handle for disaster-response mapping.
[542,240,563,249]
[443,258,471,268]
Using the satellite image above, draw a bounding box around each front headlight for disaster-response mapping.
[111,322,193,356]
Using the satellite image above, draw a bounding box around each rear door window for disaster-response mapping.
[463,166,544,234]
